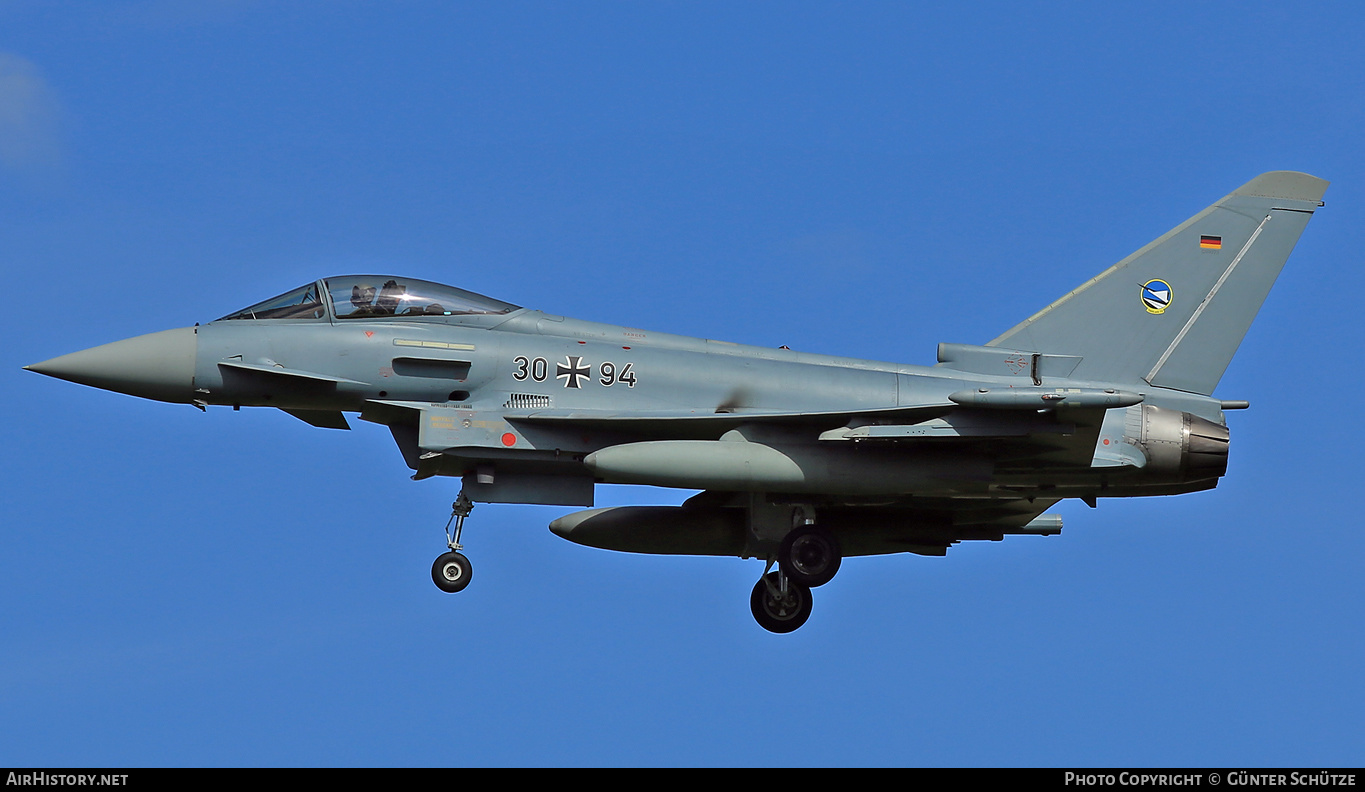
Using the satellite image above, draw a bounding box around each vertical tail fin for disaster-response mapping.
[989,172,1328,395]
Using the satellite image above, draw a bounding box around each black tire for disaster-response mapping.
[749,572,813,633]
[431,551,473,593]
[778,525,842,588]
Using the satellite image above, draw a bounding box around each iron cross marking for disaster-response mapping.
[556,355,590,389]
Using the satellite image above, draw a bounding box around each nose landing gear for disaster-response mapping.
[432,492,475,593]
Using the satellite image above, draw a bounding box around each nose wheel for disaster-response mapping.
[432,492,475,593]
[432,551,472,592]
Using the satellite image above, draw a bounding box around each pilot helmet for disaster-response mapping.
[351,283,376,307]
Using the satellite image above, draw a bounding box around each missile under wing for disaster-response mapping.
[25,172,1329,632]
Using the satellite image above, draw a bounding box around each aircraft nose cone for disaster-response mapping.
[25,327,198,404]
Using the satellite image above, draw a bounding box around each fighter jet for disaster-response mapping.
[26,171,1327,632]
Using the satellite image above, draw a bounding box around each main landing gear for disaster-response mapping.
[429,493,842,634]
[778,524,841,588]
[750,568,812,633]
[750,524,841,633]
[431,492,474,593]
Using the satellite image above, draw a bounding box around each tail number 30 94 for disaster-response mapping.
[513,356,636,388]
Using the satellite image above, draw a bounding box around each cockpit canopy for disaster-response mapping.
[217,276,520,322]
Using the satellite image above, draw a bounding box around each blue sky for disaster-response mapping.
[2,1,1362,767]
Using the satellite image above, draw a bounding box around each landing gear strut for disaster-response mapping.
[431,492,474,593]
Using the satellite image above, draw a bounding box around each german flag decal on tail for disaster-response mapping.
[1200,235,1222,250]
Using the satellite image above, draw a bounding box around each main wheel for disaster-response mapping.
[778,525,842,587]
[431,551,473,593]
[750,572,813,633]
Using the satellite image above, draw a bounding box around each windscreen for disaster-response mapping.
[218,283,326,321]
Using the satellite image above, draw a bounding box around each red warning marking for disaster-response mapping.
[501,433,517,447]
[364,331,374,338]
[1103,438,1110,445]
